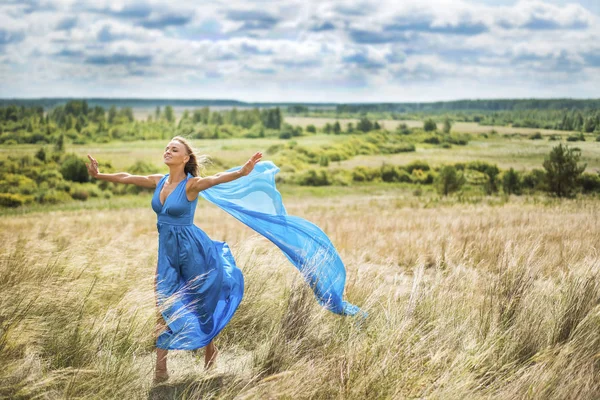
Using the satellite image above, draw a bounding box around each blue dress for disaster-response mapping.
[152,172,243,350]
[152,162,362,350]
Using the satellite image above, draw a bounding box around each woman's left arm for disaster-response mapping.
[188,152,263,194]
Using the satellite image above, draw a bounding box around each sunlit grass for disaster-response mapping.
[1,191,600,399]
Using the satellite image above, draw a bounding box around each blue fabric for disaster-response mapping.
[152,173,243,350]
[152,162,361,350]
[199,161,360,317]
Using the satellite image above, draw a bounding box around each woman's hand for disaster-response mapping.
[239,152,263,176]
[86,154,100,178]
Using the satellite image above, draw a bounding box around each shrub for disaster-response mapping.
[296,169,330,186]
[60,154,89,183]
[411,169,434,184]
[71,189,89,201]
[128,160,159,174]
[36,189,73,204]
[423,136,440,144]
[566,132,585,142]
[435,165,465,196]
[522,169,547,191]
[0,193,30,207]
[578,172,600,193]
[529,132,543,140]
[352,166,381,182]
[380,164,401,183]
[502,168,522,195]
[543,143,586,198]
[306,124,316,133]
[423,119,437,132]
[405,160,430,173]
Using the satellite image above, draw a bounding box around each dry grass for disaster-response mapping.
[1,194,600,399]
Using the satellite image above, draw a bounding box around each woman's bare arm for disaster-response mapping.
[187,152,262,194]
[86,154,163,188]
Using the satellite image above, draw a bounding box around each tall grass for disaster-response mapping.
[1,196,599,399]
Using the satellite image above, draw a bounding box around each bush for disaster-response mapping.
[411,169,434,184]
[0,193,31,207]
[435,165,465,196]
[543,143,586,198]
[566,133,585,142]
[60,154,89,183]
[296,169,330,186]
[380,164,401,183]
[423,136,440,144]
[71,189,89,201]
[36,189,73,204]
[306,124,317,133]
[128,160,159,174]
[424,119,437,132]
[578,172,600,193]
[352,166,381,182]
[522,168,547,191]
[502,168,522,195]
[405,160,430,173]
[529,132,543,140]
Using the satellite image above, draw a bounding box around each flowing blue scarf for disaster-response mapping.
[199,161,361,316]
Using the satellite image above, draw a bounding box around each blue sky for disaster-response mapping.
[0,0,599,102]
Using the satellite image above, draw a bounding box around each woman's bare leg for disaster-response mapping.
[205,340,218,369]
[154,272,169,383]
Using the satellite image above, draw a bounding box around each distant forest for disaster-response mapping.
[1,98,599,112]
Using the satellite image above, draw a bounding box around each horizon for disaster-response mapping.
[2,96,600,105]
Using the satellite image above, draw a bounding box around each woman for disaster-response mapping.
[86,136,361,384]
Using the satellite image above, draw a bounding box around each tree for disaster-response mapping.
[324,123,332,134]
[306,124,317,133]
[424,118,437,132]
[155,106,161,120]
[54,133,65,152]
[333,121,341,135]
[543,143,586,198]
[435,165,465,196]
[60,154,89,183]
[443,117,452,133]
[108,106,117,124]
[502,168,522,195]
[165,106,175,123]
[357,117,373,133]
[346,122,354,133]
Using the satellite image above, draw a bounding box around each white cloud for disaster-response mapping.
[1,0,599,101]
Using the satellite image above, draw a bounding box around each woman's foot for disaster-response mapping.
[153,368,169,384]
[204,342,218,370]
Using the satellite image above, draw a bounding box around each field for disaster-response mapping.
[2,188,600,399]
[285,116,578,136]
[2,115,600,399]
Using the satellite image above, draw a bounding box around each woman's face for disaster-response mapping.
[163,141,189,166]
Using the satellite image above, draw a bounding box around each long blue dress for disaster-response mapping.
[152,161,361,351]
[152,172,244,350]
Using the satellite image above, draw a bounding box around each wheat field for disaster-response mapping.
[1,193,599,399]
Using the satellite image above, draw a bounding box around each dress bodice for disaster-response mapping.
[152,173,198,225]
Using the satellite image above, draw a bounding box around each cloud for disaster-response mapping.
[56,16,77,31]
[225,10,280,31]
[84,53,153,66]
[342,52,385,70]
[138,12,193,29]
[384,17,488,36]
[1,0,599,100]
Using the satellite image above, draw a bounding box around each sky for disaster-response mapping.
[0,0,599,103]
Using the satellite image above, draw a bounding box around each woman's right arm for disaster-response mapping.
[86,154,163,188]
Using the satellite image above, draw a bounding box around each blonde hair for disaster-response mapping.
[171,135,211,177]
